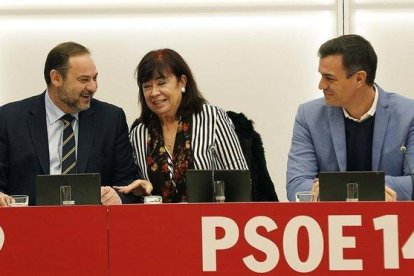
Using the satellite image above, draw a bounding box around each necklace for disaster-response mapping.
[165,143,174,153]
[162,121,178,153]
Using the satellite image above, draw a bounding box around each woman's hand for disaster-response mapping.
[114,180,153,197]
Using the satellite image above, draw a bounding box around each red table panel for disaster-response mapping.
[0,205,108,275]
[108,202,414,275]
[3,202,414,275]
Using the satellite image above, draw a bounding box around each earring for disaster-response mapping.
[181,87,186,94]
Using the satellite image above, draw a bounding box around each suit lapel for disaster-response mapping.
[372,88,390,170]
[77,106,96,173]
[328,107,347,171]
[27,93,50,174]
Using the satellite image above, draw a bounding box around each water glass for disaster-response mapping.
[10,195,29,207]
[346,183,359,202]
[295,191,313,202]
[214,181,225,202]
[60,185,75,205]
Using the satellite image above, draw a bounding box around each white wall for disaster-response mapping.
[1,0,413,201]
[348,0,414,98]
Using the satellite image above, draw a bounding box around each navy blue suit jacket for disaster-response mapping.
[0,92,138,205]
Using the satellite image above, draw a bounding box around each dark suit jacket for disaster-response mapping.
[0,92,138,205]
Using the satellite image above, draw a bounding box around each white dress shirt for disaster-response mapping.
[44,91,79,174]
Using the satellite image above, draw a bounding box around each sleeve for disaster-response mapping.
[129,123,149,180]
[0,107,9,193]
[385,175,412,200]
[214,107,248,170]
[111,108,139,203]
[286,104,319,201]
[384,117,414,200]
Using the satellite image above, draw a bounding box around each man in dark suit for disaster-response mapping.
[0,42,146,206]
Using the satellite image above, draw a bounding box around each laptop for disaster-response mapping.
[186,169,251,202]
[319,171,385,201]
[35,173,101,206]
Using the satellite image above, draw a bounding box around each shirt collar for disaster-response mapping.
[343,84,378,123]
[45,90,79,125]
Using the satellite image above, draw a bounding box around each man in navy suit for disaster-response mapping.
[0,42,148,206]
[287,34,414,201]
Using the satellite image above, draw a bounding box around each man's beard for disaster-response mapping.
[58,85,91,112]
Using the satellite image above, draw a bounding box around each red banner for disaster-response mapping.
[0,206,108,275]
[108,202,414,275]
[2,203,414,275]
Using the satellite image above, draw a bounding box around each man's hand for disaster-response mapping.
[0,192,11,207]
[385,186,397,201]
[100,186,122,205]
[312,180,397,202]
[310,179,319,202]
[114,180,153,197]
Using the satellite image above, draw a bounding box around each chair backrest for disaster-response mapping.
[226,111,279,202]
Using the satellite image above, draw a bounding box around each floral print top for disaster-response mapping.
[146,116,193,202]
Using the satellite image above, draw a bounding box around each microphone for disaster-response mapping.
[209,144,228,203]
[208,144,218,188]
[400,145,414,200]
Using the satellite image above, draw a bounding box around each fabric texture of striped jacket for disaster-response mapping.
[130,104,248,180]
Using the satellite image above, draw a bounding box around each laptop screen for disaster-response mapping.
[319,171,385,201]
[185,169,251,203]
[35,173,101,206]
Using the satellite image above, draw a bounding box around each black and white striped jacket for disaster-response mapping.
[130,104,248,180]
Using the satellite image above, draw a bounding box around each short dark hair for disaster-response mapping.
[44,42,90,85]
[318,34,377,85]
[133,48,207,128]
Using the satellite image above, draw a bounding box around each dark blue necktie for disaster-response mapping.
[60,114,77,174]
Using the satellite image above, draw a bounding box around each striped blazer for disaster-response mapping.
[130,104,248,180]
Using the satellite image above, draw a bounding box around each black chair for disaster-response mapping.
[227,111,279,202]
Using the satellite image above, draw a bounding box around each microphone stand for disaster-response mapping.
[209,145,218,200]
[400,145,414,200]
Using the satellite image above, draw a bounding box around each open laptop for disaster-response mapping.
[186,169,251,202]
[35,173,101,206]
[319,171,385,201]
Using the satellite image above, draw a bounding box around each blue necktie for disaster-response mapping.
[60,114,77,174]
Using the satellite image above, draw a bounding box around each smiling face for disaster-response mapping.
[318,54,359,109]
[49,54,98,113]
[142,73,186,122]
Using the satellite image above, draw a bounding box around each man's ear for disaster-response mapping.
[354,70,367,88]
[50,69,63,87]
